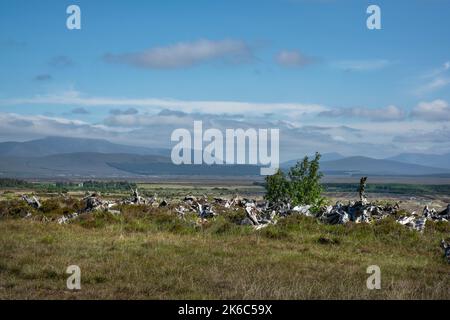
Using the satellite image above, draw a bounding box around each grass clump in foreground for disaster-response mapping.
[0,206,449,300]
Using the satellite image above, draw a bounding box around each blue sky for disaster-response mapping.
[1,0,450,160]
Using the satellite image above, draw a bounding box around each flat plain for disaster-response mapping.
[0,181,449,299]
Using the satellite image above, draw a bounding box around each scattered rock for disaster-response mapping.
[22,194,41,209]
[20,178,450,238]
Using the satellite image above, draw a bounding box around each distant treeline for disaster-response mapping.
[2,178,450,195]
[0,179,32,188]
[253,181,450,195]
[0,178,136,192]
[323,183,450,195]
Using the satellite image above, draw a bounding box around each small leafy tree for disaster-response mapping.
[264,152,324,207]
[264,169,289,203]
[288,152,324,206]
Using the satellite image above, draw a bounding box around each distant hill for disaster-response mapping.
[319,156,450,176]
[0,136,170,157]
[0,152,260,178]
[281,152,345,168]
[387,152,450,170]
[109,161,260,176]
[0,153,156,178]
[0,137,449,178]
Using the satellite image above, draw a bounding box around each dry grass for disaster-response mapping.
[0,208,449,299]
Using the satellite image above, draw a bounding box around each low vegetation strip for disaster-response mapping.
[0,212,449,299]
[3,178,450,197]
[324,183,450,195]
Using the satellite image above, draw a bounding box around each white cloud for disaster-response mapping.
[333,59,390,71]
[275,50,314,67]
[0,90,328,117]
[318,105,406,121]
[2,108,450,159]
[424,61,450,78]
[103,39,254,69]
[393,126,450,144]
[415,77,450,95]
[411,99,450,121]
[104,113,191,127]
[0,112,132,144]
[445,61,450,70]
[415,61,450,95]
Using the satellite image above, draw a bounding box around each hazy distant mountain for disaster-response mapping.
[0,153,154,178]
[109,161,260,176]
[0,152,260,178]
[387,153,450,170]
[0,152,447,178]
[0,136,170,157]
[0,137,449,178]
[281,152,345,168]
[320,156,450,176]
[320,152,346,162]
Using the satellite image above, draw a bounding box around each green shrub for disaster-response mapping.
[0,200,35,218]
[223,208,246,225]
[288,152,324,207]
[264,169,290,203]
[38,197,85,218]
[40,198,61,213]
[265,152,325,207]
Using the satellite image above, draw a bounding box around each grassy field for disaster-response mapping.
[1,199,449,299]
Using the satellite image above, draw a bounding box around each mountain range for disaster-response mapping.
[0,136,170,157]
[0,137,449,178]
[387,152,450,170]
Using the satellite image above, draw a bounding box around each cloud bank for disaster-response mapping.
[411,100,450,121]
[0,90,327,117]
[103,39,254,69]
[319,105,406,121]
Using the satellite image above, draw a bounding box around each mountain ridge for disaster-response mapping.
[387,152,450,170]
[0,136,170,157]
[0,137,449,178]
[320,156,449,176]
